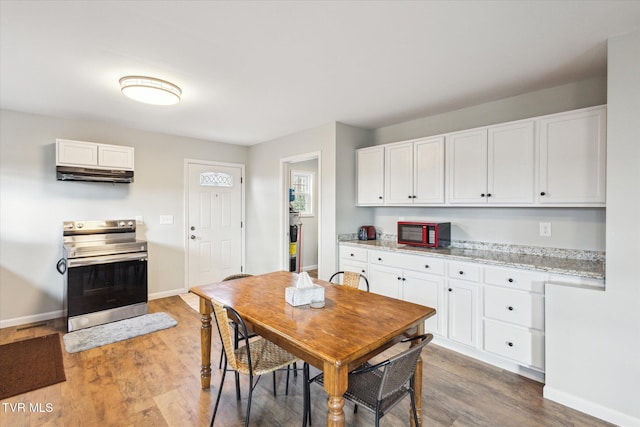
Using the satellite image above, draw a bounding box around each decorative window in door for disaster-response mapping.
[290,170,314,216]
[200,172,233,187]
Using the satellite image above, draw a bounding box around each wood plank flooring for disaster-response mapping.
[0,296,613,427]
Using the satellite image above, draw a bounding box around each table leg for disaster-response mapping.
[199,297,213,389]
[323,362,348,427]
[411,323,425,427]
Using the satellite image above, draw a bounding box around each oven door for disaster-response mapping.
[66,252,148,317]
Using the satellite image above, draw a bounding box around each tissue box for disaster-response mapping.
[285,285,325,307]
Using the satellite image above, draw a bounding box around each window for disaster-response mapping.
[290,170,314,216]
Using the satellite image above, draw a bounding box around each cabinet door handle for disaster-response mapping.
[506,342,514,347]
[508,278,514,283]
[425,264,429,269]
[397,277,402,281]
[350,253,355,257]
[402,277,406,281]
[540,192,546,196]
[459,270,464,275]
[480,193,486,197]
[507,306,514,311]
[448,288,452,292]
[378,196,383,199]
[378,257,382,261]
[487,193,492,197]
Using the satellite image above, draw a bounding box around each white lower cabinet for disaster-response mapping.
[483,320,545,369]
[446,279,478,347]
[367,250,445,336]
[339,244,551,377]
[481,266,546,371]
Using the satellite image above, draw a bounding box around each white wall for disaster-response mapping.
[335,122,375,236]
[245,123,336,280]
[0,110,247,326]
[544,30,640,426]
[371,78,608,251]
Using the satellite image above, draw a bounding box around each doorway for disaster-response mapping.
[281,152,320,277]
[185,160,245,290]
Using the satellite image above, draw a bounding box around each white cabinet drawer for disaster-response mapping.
[484,319,544,369]
[448,261,481,282]
[369,250,401,266]
[484,286,544,330]
[339,246,368,263]
[340,260,368,278]
[400,255,445,275]
[484,266,545,293]
[369,250,445,275]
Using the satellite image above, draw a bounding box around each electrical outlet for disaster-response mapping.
[539,222,552,237]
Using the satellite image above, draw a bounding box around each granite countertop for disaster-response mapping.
[340,239,605,280]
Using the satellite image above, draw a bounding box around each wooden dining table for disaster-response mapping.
[190,271,436,427]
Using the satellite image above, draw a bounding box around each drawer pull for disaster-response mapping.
[506,342,514,347]
[508,278,514,283]
[350,253,355,257]
[459,271,464,275]
[361,269,365,273]
[425,264,429,269]
[397,277,402,281]
[507,306,514,311]
[448,288,452,292]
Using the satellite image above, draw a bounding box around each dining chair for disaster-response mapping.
[303,333,434,427]
[329,271,370,291]
[210,300,301,427]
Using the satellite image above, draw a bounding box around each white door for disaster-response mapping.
[187,162,244,287]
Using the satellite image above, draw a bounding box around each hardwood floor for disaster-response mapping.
[0,296,613,427]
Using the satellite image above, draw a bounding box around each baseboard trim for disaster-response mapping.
[0,309,65,329]
[543,385,640,426]
[431,335,545,383]
[0,288,187,330]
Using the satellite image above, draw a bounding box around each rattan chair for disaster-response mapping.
[210,300,301,427]
[304,333,433,427]
[329,271,370,291]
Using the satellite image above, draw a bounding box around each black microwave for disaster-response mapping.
[397,222,451,248]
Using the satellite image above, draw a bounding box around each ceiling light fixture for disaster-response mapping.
[119,76,182,105]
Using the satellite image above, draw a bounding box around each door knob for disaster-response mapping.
[190,226,196,230]
[190,235,196,239]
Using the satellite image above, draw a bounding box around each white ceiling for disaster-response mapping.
[1,1,639,146]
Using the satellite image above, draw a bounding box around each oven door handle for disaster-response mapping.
[66,252,148,268]
[56,258,67,274]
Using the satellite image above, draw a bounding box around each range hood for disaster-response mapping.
[56,166,134,183]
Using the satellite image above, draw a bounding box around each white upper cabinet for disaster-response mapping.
[57,139,99,167]
[537,106,606,205]
[447,121,535,205]
[385,136,445,205]
[385,141,413,204]
[446,128,488,204]
[413,137,445,204]
[356,105,605,207]
[56,139,134,170]
[487,120,535,204]
[356,145,385,205]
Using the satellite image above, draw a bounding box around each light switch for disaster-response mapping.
[159,215,174,225]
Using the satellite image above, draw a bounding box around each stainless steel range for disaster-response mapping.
[57,219,148,332]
